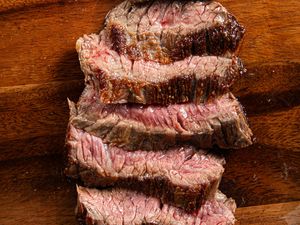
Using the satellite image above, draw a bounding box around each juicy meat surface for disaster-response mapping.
[76,33,245,104]
[66,125,225,210]
[105,0,245,63]
[69,88,253,151]
[76,186,236,225]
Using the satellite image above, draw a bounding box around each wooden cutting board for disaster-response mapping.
[0,0,299,224]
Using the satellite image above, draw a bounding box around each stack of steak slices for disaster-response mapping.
[66,0,252,224]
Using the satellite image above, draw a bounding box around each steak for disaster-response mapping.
[76,186,236,225]
[69,88,253,151]
[105,0,245,63]
[66,125,225,210]
[77,33,245,104]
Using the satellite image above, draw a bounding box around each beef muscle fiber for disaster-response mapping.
[66,124,225,211]
[69,87,253,151]
[77,33,245,104]
[76,186,236,225]
[105,0,245,63]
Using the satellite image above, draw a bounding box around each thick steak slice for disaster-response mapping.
[76,33,245,104]
[69,88,253,151]
[105,0,245,64]
[76,186,236,225]
[66,125,225,211]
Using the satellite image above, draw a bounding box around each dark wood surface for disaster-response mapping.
[0,0,299,224]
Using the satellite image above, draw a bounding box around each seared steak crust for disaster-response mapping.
[77,33,245,104]
[69,88,253,151]
[106,0,245,64]
[66,125,225,211]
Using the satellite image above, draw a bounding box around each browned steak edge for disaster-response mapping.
[70,94,253,151]
[75,186,237,225]
[92,57,244,104]
[109,14,245,63]
[67,162,222,212]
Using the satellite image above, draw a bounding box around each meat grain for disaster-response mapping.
[76,186,236,225]
[77,33,245,104]
[66,124,225,210]
[69,88,253,151]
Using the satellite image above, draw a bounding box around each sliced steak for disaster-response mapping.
[76,186,236,225]
[66,124,225,211]
[76,33,245,104]
[69,87,253,151]
[105,0,245,63]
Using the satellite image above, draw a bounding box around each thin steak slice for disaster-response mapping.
[105,0,245,64]
[76,186,236,225]
[66,125,225,211]
[76,33,245,104]
[69,87,253,151]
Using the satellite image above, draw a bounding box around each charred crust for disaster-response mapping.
[109,24,127,54]
[171,17,245,61]
[97,67,242,105]
[77,172,212,212]
[126,44,142,59]
[226,14,246,51]
[107,12,245,63]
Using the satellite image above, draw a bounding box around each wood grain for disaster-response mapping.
[0,155,299,225]
[0,81,83,140]
[0,0,61,13]
[236,201,300,225]
[0,0,299,224]
[221,142,300,207]
[0,80,84,161]
[0,0,121,87]
[221,0,300,64]
[0,155,77,225]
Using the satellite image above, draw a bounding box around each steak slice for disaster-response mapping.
[105,0,245,64]
[66,125,225,211]
[69,88,253,151]
[76,33,245,104]
[76,186,236,225]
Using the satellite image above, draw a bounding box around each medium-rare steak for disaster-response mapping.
[105,0,245,64]
[76,33,245,104]
[76,186,236,225]
[69,88,253,151]
[66,125,225,210]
